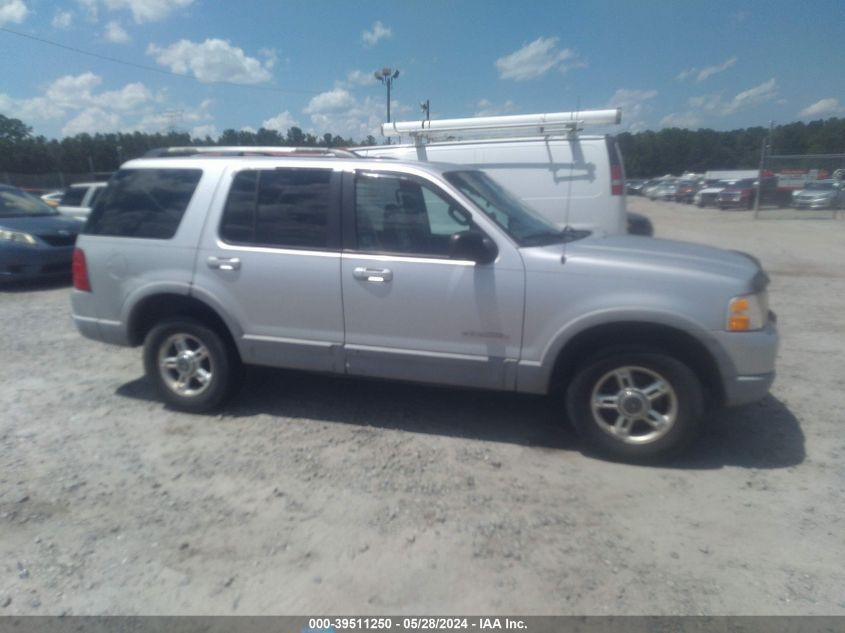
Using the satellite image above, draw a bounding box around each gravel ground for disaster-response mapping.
[1,198,844,615]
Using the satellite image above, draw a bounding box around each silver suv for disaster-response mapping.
[71,148,778,460]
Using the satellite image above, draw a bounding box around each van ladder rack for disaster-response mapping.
[381,108,622,143]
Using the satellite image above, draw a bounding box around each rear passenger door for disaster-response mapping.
[192,166,345,372]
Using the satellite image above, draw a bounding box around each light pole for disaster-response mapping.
[374,66,400,123]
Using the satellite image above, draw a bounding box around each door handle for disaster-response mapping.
[207,256,241,271]
[353,267,392,282]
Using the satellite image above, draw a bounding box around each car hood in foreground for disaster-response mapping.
[523,234,763,290]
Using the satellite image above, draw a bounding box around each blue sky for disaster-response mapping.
[1,0,843,141]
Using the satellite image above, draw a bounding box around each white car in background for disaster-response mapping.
[57,182,107,221]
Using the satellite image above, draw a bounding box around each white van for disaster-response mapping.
[355,109,629,236]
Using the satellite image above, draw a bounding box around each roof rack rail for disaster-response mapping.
[381,108,622,142]
[142,146,358,159]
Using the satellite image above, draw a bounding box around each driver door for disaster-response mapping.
[340,170,525,390]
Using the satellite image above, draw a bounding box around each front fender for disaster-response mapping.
[516,307,736,394]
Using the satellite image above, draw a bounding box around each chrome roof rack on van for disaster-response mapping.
[381,108,622,143]
[143,146,358,158]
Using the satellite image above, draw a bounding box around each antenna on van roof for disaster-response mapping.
[381,108,621,143]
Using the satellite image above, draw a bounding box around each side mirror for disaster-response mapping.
[449,230,498,264]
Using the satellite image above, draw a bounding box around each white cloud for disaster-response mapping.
[474,99,516,117]
[103,20,130,43]
[724,78,777,114]
[799,98,842,118]
[607,88,657,131]
[496,37,585,81]
[304,88,357,114]
[0,94,64,122]
[304,87,403,140]
[39,72,152,113]
[676,67,696,81]
[1,71,213,137]
[147,39,274,84]
[130,100,213,134]
[62,107,122,136]
[362,20,392,47]
[262,110,299,132]
[677,56,737,82]
[661,78,778,129]
[76,0,98,21]
[0,0,28,25]
[346,69,377,86]
[52,10,73,29]
[79,0,194,24]
[659,112,702,129]
[697,56,737,82]
[689,79,777,116]
[191,124,218,140]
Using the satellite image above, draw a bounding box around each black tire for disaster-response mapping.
[565,349,703,462]
[143,318,240,412]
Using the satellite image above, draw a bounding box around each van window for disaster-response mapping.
[220,168,332,249]
[85,169,202,239]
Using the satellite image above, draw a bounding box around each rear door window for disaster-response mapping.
[85,169,202,239]
[220,168,334,249]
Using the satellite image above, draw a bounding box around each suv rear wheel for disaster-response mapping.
[565,349,703,461]
[143,318,238,412]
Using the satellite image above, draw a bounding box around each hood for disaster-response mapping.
[523,234,763,291]
[0,214,82,236]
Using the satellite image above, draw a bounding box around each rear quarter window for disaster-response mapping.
[84,169,202,239]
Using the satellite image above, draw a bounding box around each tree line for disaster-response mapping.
[617,117,845,177]
[2,112,844,178]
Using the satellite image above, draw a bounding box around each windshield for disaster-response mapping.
[444,170,589,246]
[0,187,59,218]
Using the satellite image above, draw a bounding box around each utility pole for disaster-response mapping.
[374,67,399,143]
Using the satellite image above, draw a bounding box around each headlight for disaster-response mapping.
[0,229,38,245]
[727,291,768,331]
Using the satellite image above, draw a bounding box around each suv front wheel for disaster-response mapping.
[565,349,703,461]
[143,318,238,412]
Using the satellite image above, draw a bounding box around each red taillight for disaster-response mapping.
[72,247,91,292]
[611,164,624,196]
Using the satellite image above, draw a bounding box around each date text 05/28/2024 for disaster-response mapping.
[305,618,528,632]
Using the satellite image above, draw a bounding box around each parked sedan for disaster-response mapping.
[674,180,701,204]
[40,190,65,208]
[57,181,107,221]
[0,185,81,283]
[648,182,678,201]
[695,180,733,207]
[792,180,845,210]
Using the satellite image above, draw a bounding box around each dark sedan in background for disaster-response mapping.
[0,185,81,283]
